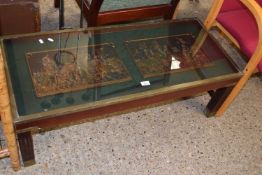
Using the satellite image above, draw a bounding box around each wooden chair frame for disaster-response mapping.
[204,0,262,116]
[0,49,20,171]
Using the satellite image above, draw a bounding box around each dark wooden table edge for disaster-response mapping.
[15,75,241,132]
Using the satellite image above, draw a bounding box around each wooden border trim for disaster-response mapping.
[97,4,173,25]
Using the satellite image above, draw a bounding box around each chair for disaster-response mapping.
[203,0,262,116]
[55,0,180,27]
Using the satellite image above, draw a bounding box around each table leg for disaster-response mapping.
[205,86,234,117]
[54,0,60,8]
[17,131,36,166]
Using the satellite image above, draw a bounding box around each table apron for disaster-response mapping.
[15,76,240,132]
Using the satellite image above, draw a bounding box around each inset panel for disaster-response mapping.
[26,43,131,97]
[126,34,213,78]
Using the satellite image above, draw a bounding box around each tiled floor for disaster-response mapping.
[0,0,262,174]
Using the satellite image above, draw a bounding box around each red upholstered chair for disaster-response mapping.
[204,0,262,116]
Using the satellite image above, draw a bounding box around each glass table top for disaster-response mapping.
[1,19,243,120]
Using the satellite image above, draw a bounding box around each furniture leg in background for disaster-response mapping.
[0,0,41,36]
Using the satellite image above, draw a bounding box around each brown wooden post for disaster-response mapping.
[17,131,35,166]
[0,48,20,171]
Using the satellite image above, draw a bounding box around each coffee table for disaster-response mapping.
[0,19,243,166]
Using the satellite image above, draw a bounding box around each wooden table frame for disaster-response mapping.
[0,19,243,167]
